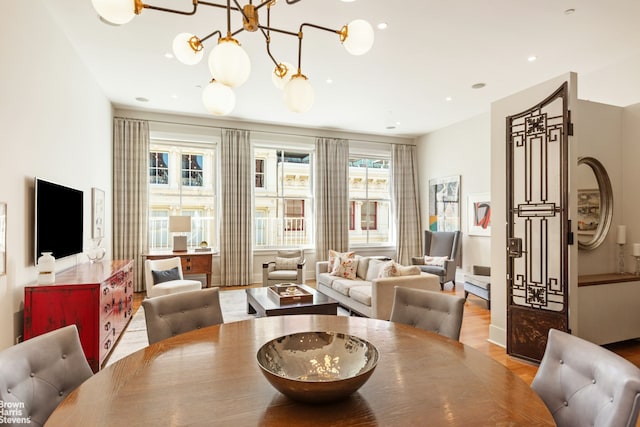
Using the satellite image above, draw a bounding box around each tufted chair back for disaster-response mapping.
[531,328,640,427]
[142,287,224,344]
[389,287,465,341]
[0,325,93,426]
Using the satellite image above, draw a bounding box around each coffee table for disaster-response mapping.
[246,284,338,317]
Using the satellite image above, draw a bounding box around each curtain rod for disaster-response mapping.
[113,116,415,147]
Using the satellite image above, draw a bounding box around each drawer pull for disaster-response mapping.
[104,303,111,312]
[103,287,110,295]
[104,339,111,350]
[104,321,111,331]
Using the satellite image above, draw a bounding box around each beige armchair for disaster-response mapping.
[144,257,202,298]
[262,249,305,287]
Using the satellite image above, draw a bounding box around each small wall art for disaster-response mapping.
[0,202,6,275]
[428,175,460,231]
[468,193,491,236]
[92,188,105,239]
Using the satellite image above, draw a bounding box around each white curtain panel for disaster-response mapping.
[392,144,422,265]
[219,128,253,286]
[113,118,150,292]
[315,137,349,261]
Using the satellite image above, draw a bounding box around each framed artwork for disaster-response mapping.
[92,188,105,239]
[577,188,599,235]
[468,193,491,236]
[428,175,460,232]
[0,202,5,275]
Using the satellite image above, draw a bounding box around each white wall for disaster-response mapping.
[622,103,640,261]
[415,113,491,272]
[0,1,112,350]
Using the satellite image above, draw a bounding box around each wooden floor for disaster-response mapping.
[132,281,640,387]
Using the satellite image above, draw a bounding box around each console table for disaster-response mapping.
[24,259,134,372]
[142,251,213,287]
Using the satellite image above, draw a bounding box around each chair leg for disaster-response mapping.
[464,290,469,300]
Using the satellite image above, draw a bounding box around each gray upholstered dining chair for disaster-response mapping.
[389,286,465,341]
[531,328,640,427]
[411,230,461,290]
[144,256,202,298]
[262,249,305,287]
[0,324,93,427]
[142,287,224,345]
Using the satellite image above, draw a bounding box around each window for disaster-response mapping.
[181,154,203,187]
[148,141,216,251]
[149,151,169,184]
[254,146,313,248]
[348,156,391,245]
[255,158,265,188]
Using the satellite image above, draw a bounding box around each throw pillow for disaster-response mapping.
[395,265,422,276]
[366,259,387,281]
[424,256,449,267]
[151,267,181,284]
[328,250,355,272]
[331,258,358,280]
[378,261,397,278]
[275,256,301,270]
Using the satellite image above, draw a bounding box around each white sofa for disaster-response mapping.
[315,256,441,320]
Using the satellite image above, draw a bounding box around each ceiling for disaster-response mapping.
[43,0,640,138]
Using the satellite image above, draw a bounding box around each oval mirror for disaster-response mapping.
[577,157,613,250]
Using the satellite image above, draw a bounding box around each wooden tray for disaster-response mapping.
[267,284,313,305]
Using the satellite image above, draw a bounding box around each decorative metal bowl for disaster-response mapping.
[256,331,379,404]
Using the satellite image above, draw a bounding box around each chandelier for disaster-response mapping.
[91,0,374,115]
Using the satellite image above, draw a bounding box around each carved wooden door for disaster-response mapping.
[506,82,571,362]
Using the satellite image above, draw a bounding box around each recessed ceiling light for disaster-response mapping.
[171,94,178,99]
[471,83,486,89]
[135,97,149,102]
[326,78,333,84]
[528,55,537,62]
[165,52,174,59]
[385,125,396,130]
[445,96,452,102]
[377,22,388,30]
[564,8,575,15]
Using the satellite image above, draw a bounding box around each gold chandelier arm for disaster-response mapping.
[198,29,222,44]
[141,0,198,16]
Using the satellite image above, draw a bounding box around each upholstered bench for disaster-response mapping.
[464,265,491,309]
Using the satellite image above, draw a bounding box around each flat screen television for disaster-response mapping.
[35,178,84,263]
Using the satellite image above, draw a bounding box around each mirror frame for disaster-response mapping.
[577,156,613,251]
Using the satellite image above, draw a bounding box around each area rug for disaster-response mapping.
[105,289,255,366]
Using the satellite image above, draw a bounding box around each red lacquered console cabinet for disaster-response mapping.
[24,259,134,373]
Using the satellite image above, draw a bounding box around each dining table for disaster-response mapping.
[45,315,554,426]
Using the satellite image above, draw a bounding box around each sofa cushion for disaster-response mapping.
[317,272,337,288]
[349,285,372,307]
[332,278,368,297]
[418,264,446,277]
[332,258,358,280]
[328,250,354,272]
[424,255,449,266]
[355,256,370,280]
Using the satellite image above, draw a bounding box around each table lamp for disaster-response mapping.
[169,215,191,252]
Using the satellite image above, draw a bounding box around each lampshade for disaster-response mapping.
[169,216,191,233]
[92,0,136,25]
[284,75,315,113]
[343,19,374,56]
[271,62,295,90]
[202,81,236,116]
[173,33,204,65]
[208,38,251,88]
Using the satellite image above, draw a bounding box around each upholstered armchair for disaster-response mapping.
[262,249,305,287]
[0,325,93,426]
[144,257,202,298]
[411,230,461,290]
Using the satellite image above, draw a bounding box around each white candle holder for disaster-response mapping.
[617,243,626,274]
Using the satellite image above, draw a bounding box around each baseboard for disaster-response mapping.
[489,324,506,348]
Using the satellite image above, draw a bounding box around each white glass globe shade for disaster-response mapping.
[172,33,204,65]
[208,39,251,88]
[91,0,136,25]
[343,19,374,56]
[271,62,295,90]
[284,75,314,113]
[202,81,236,116]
